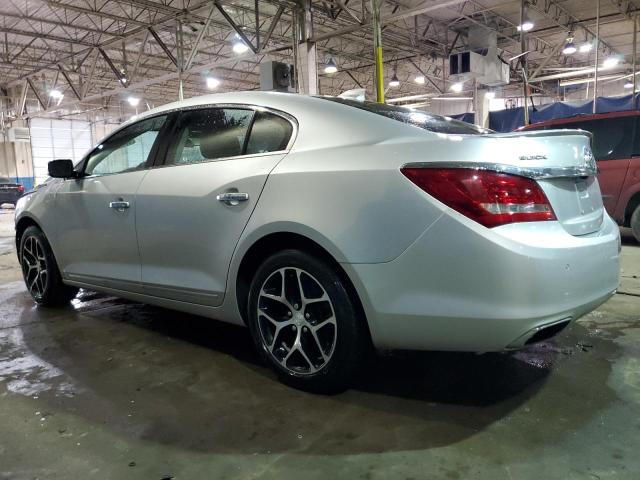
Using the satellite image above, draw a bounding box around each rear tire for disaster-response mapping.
[247,249,368,393]
[19,226,78,306]
[632,205,640,243]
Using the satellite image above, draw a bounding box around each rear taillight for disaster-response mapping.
[400,167,556,228]
[17,185,24,193]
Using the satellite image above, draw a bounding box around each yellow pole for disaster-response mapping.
[372,0,384,103]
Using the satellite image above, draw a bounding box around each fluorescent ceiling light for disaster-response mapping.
[517,20,534,32]
[206,77,220,89]
[602,57,620,69]
[232,40,249,54]
[450,82,464,93]
[414,75,425,84]
[127,96,140,107]
[432,96,473,100]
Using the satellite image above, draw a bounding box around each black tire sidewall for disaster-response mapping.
[632,205,640,243]
[247,249,365,393]
[19,226,76,306]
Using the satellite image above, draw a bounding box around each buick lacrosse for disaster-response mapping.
[15,91,620,392]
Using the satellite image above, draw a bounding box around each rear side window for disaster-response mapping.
[0,177,10,183]
[167,108,254,165]
[545,117,634,161]
[246,112,293,154]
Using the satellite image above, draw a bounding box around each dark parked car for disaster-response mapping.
[0,176,25,206]
[522,110,640,242]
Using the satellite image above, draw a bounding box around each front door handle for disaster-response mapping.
[216,192,249,206]
[109,201,130,212]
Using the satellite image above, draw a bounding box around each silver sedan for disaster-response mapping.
[14,91,620,392]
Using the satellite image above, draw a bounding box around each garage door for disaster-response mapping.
[29,118,92,185]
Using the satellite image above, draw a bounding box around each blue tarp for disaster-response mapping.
[453,93,640,132]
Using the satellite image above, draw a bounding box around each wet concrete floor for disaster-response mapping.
[1,207,639,479]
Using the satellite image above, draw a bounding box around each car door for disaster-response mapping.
[135,107,295,306]
[52,114,168,291]
[554,117,632,217]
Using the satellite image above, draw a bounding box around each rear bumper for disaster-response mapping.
[345,214,620,352]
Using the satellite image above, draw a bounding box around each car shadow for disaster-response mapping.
[8,288,614,455]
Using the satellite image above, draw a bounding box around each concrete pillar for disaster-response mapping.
[475,89,491,129]
[295,1,318,95]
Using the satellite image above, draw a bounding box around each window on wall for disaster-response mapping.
[167,108,254,165]
[84,115,167,176]
[246,111,294,154]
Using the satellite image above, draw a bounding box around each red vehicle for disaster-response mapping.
[522,110,640,242]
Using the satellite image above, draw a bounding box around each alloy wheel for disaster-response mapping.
[257,267,337,375]
[21,236,48,299]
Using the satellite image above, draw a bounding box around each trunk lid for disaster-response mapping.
[481,129,602,236]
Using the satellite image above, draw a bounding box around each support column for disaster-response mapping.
[295,1,318,95]
[475,89,490,129]
[371,0,384,103]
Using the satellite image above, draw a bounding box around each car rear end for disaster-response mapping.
[349,129,620,352]
[0,178,24,205]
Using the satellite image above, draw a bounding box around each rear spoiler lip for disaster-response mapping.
[402,161,597,180]
[490,129,593,140]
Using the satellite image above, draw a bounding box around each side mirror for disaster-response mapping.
[48,159,76,178]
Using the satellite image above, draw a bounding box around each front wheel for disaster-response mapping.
[247,249,368,393]
[631,205,640,243]
[19,226,78,306]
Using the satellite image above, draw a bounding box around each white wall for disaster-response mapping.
[29,118,92,185]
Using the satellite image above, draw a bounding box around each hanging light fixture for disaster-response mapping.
[389,73,400,88]
[324,57,338,74]
[49,89,63,99]
[127,96,140,107]
[624,78,634,89]
[563,37,577,55]
[485,90,496,99]
[450,82,463,93]
[414,75,425,84]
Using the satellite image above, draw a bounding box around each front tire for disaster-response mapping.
[19,226,78,306]
[247,249,368,393]
[631,205,640,243]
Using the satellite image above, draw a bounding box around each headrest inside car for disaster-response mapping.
[199,127,244,159]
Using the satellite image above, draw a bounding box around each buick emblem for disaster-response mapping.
[518,154,548,161]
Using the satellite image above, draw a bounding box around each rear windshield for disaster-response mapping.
[321,97,490,135]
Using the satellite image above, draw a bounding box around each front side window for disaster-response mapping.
[548,117,633,161]
[84,115,167,176]
[167,108,254,165]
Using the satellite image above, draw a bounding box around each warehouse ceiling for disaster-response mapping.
[1,0,639,121]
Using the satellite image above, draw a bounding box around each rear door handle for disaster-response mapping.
[216,192,249,206]
[109,201,130,212]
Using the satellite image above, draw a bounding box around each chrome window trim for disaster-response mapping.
[401,161,598,179]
